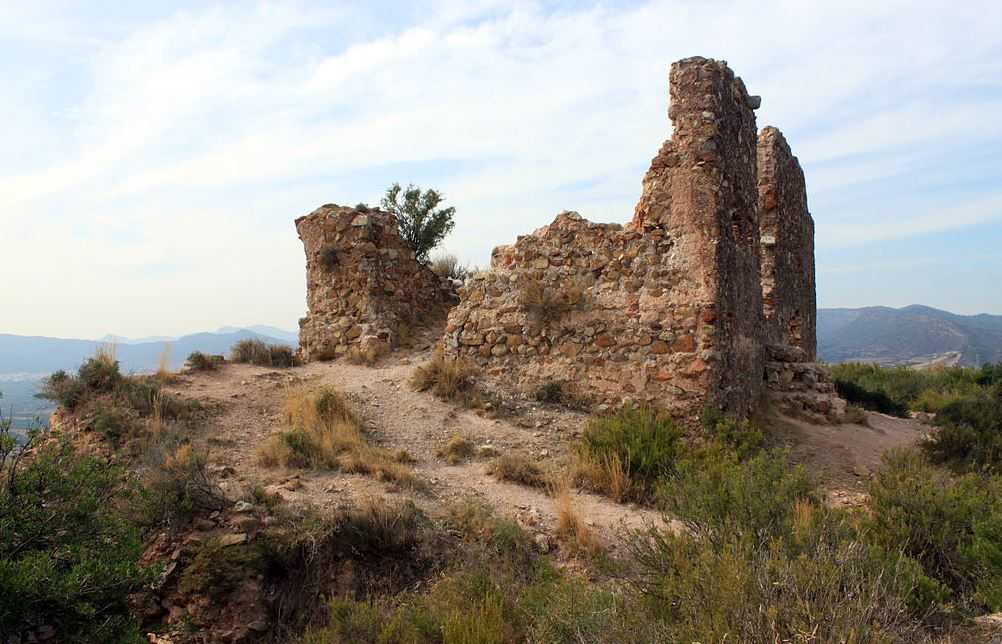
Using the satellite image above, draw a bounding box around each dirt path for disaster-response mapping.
[165,347,665,555]
[771,410,929,505]
[165,347,930,550]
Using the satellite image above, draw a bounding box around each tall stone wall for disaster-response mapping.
[443,57,765,417]
[757,126,817,360]
[296,204,454,361]
[632,56,765,414]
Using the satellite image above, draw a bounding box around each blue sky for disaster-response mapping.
[2,0,1001,338]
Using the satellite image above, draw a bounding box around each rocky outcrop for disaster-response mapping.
[758,126,816,360]
[764,344,846,423]
[296,204,455,361]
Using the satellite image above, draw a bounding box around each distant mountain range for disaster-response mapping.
[0,327,297,375]
[819,305,1002,367]
[0,327,298,427]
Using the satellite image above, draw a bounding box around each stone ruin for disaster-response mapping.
[296,57,846,421]
[296,204,455,361]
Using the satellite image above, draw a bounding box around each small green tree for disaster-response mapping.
[381,183,456,262]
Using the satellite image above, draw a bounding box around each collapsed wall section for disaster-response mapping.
[444,57,765,417]
[757,126,817,360]
[296,204,454,361]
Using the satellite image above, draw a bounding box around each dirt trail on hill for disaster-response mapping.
[165,345,928,552]
[165,346,665,554]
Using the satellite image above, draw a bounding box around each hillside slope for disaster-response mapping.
[818,305,1002,367]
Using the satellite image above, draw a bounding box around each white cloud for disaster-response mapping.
[2,0,1001,336]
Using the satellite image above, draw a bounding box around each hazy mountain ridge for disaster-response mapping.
[0,328,296,375]
[819,305,1002,367]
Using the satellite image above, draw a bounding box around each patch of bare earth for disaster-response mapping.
[163,345,662,559]
[164,343,931,556]
[769,410,930,506]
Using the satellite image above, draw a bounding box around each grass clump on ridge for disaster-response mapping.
[231,338,298,368]
[257,387,419,488]
[410,351,479,405]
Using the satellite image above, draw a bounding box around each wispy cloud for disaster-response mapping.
[2,0,1001,336]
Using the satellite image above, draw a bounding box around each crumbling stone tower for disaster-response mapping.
[296,204,454,361]
[757,126,817,360]
[443,57,766,417]
[632,56,765,415]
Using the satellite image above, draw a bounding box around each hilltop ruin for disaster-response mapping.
[297,57,841,420]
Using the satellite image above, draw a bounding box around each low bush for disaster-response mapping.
[301,502,629,644]
[487,453,549,488]
[0,436,149,642]
[430,253,468,282]
[830,361,994,416]
[231,338,298,368]
[179,538,263,596]
[186,351,223,371]
[518,276,585,324]
[572,405,684,502]
[535,381,564,404]
[923,383,1002,472]
[410,351,479,404]
[658,446,813,545]
[834,378,909,416]
[437,434,474,465]
[867,449,1002,612]
[258,388,419,488]
[320,244,339,272]
[136,441,228,530]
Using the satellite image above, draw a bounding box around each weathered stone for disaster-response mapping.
[758,126,816,360]
[296,205,456,361]
[442,57,767,417]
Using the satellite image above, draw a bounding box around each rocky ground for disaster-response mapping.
[161,340,929,558]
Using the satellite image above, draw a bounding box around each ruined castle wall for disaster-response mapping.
[632,56,765,415]
[757,126,817,360]
[444,57,764,417]
[296,204,454,361]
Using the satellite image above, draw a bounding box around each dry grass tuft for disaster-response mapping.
[486,453,549,488]
[411,351,479,404]
[554,483,602,557]
[156,343,172,380]
[570,451,634,503]
[258,387,420,489]
[346,343,382,366]
[437,434,475,465]
[518,276,586,323]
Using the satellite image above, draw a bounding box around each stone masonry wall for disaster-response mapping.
[296,204,454,361]
[443,57,765,417]
[758,126,817,360]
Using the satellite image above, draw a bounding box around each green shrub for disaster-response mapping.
[231,338,298,367]
[38,369,86,409]
[830,362,990,416]
[179,538,263,596]
[77,354,123,392]
[658,446,812,544]
[535,381,564,404]
[136,442,228,530]
[381,183,456,262]
[625,515,924,643]
[834,378,909,416]
[574,405,684,501]
[186,351,223,371]
[867,449,1002,612]
[923,383,1002,472]
[0,439,149,642]
[320,245,339,272]
[90,406,132,446]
